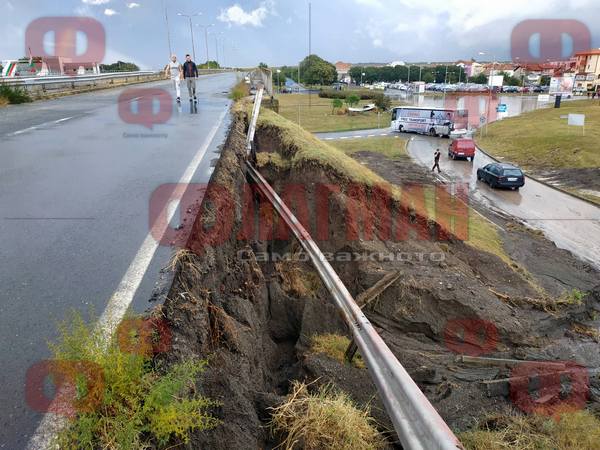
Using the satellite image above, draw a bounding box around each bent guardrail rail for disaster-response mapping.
[244,87,463,450]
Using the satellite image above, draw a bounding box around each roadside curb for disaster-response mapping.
[474,143,600,208]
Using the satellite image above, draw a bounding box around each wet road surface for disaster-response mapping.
[0,73,235,448]
[315,128,600,271]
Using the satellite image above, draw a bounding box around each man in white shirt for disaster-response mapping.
[165,55,182,103]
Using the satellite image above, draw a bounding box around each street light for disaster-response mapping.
[277,69,282,92]
[177,12,202,62]
[479,51,496,135]
[196,23,214,68]
[361,72,365,86]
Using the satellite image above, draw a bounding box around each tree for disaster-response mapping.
[258,62,268,69]
[345,94,360,107]
[468,73,488,84]
[299,54,337,86]
[331,98,343,114]
[99,61,140,72]
[373,93,391,111]
[498,71,521,86]
[540,75,551,86]
[199,60,220,69]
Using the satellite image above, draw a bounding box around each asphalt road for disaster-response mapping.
[0,73,236,448]
[315,128,600,271]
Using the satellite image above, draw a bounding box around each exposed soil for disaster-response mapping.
[158,109,600,449]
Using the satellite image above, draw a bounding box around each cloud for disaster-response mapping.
[126,2,140,8]
[104,8,118,15]
[218,1,275,27]
[83,0,110,4]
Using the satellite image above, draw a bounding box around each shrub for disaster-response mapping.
[229,80,249,101]
[331,98,343,114]
[50,311,219,449]
[373,93,391,111]
[345,94,360,107]
[0,85,32,104]
[270,381,384,450]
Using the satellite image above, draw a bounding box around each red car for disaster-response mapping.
[448,138,476,161]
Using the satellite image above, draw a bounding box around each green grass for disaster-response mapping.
[276,93,393,133]
[476,100,600,171]
[256,106,513,262]
[0,85,32,104]
[50,311,218,449]
[310,334,365,368]
[332,135,408,159]
[459,410,600,450]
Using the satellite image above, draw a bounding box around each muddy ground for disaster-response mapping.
[158,109,600,449]
[535,167,600,203]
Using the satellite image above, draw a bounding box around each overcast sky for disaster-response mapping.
[1,0,598,69]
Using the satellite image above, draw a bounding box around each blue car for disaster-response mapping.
[477,163,525,190]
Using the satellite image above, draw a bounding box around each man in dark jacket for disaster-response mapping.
[182,54,198,103]
[431,148,441,173]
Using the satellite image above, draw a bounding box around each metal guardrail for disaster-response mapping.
[0,71,158,86]
[244,88,463,450]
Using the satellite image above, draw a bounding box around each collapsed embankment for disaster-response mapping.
[159,101,600,449]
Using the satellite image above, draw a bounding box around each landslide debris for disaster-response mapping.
[159,102,600,449]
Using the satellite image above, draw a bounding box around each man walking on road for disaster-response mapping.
[165,55,182,103]
[431,148,441,173]
[182,54,198,104]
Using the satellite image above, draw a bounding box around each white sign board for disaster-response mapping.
[549,76,574,95]
[537,94,550,102]
[488,75,504,87]
[568,114,585,127]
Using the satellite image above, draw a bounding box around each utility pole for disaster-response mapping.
[308,2,312,108]
[419,65,422,82]
[177,12,201,62]
[163,0,172,57]
[197,24,214,68]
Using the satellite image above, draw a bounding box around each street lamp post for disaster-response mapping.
[162,0,172,57]
[177,12,201,62]
[361,72,365,86]
[196,23,214,68]
[443,64,448,103]
[479,51,496,135]
[277,69,281,92]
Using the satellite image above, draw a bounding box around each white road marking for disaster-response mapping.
[353,135,363,139]
[340,136,348,140]
[367,134,375,137]
[8,117,75,136]
[26,106,229,450]
[54,116,74,124]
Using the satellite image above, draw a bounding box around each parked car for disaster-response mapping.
[477,163,525,190]
[448,138,476,161]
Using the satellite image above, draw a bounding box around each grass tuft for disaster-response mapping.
[459,410,600,450]
[51,311,219,449]
[270,381,384,450]
[310,333,365,368]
